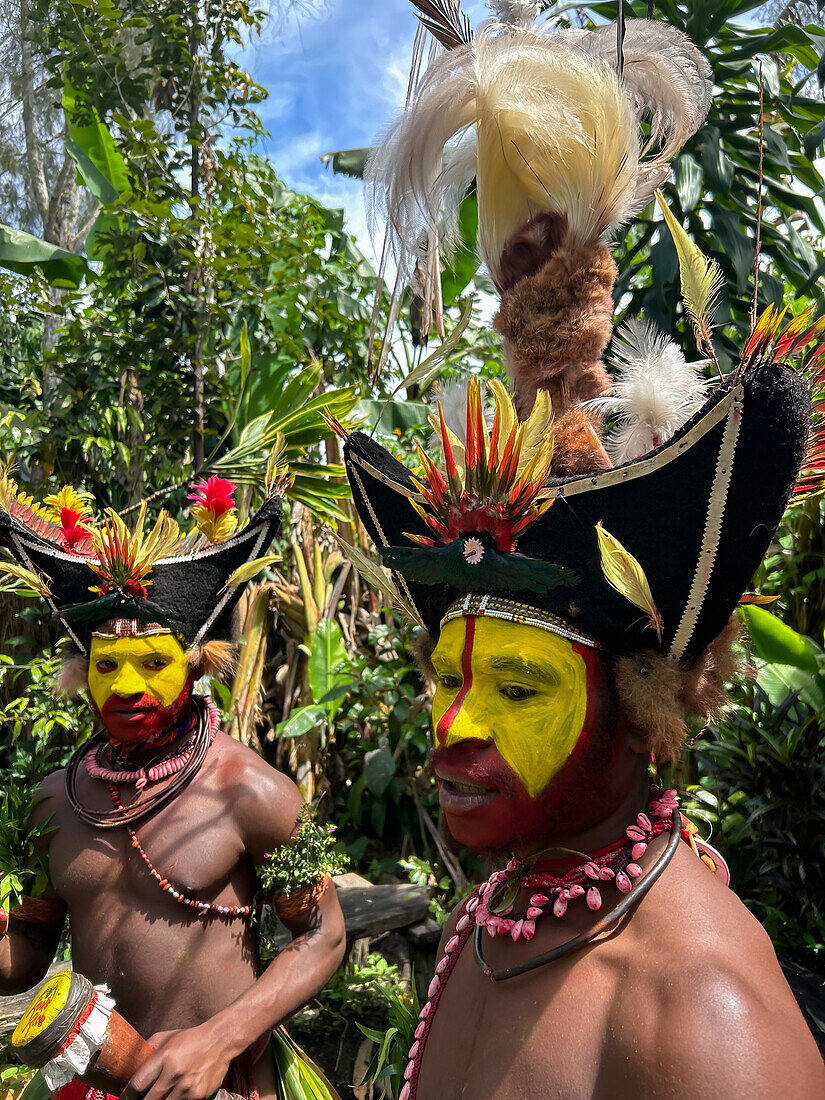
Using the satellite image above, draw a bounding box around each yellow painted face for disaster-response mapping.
[431,616,588,798]
[88,633,190,711]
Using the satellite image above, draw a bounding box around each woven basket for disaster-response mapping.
[275,875,330,921]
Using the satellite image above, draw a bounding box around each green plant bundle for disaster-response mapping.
[271,1028,340,1100]
[357,975,422,1100]
[258,805,349,898]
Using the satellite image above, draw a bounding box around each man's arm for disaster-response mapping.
[123,751,346,1100]
[0,775,65,995]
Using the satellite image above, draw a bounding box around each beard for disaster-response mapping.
[96,679,195,747]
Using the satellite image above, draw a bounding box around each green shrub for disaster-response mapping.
[686,684,825,964]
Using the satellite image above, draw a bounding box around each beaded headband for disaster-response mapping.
[440,594,599,649]
[91,619,172,640]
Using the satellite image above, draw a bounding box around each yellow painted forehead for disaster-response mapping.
[89,633,187,660]
[433,615,577,675]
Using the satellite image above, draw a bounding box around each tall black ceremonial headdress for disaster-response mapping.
[345,357,815,661]
[0,476,284,655]
[340,0,824,669]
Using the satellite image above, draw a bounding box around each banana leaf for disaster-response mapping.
[272,1027,341,1100]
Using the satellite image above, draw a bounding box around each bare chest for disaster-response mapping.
[49,770,247,907]
[45,769,260,1035]
[415,934,623,1100]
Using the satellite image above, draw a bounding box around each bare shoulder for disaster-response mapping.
[209,732,304,859]
[607,846,825,1097]
[30,768,68,830]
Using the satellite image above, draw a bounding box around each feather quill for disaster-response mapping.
[595,521,663,641]
[409,0,472,51]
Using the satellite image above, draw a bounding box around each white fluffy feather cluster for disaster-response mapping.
[368,16,712,289]
[589,318,710,464]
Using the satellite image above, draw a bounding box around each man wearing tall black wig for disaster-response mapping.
[337,1,825,1095]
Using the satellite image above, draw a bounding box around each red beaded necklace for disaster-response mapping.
[89,697,250,921]
[108,784,251,919]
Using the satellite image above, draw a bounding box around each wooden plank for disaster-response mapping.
[267,884,431,948]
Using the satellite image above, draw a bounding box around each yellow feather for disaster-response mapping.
[517,389,554,478]
[595,522,663,642]
[0,561,50,597]
[487,379,516,466]
[222,554,282,590]
[655,191,724,342]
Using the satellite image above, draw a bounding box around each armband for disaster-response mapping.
[11,897,68,926]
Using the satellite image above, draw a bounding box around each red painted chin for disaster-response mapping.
[98,684,193,745]
[433,646,636,855]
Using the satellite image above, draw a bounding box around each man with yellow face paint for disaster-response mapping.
[339,2,825,1095]
[87,631,196,745]
[430,615,610,855]
[0,479,345,1100]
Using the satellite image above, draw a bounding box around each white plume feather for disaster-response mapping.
[554,21,713,208]
[368,26,639,287]
[488,0,540,26]
[588,318,710,464]
[368,17,712,290]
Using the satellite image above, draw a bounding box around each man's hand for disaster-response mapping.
[121,1025,233,1100]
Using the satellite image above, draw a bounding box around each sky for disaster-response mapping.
[241,0,494,256]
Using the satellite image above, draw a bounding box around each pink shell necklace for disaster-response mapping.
[400,787,682,1098]
[473,787,681,941]
[84,709,209,791]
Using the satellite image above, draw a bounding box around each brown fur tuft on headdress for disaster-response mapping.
[55,653,90,697]
[614,616,743,760]
[494,244,616,419]
[185,639,237,681]
[550,407,612,477]
[614,651,686,759]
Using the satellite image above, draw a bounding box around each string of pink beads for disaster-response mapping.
[110,785,251,919]
[473,789,680,939]
[99,699,248,919]
[400,891,480,1100]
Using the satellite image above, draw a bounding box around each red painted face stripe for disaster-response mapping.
[436,616,475,743]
